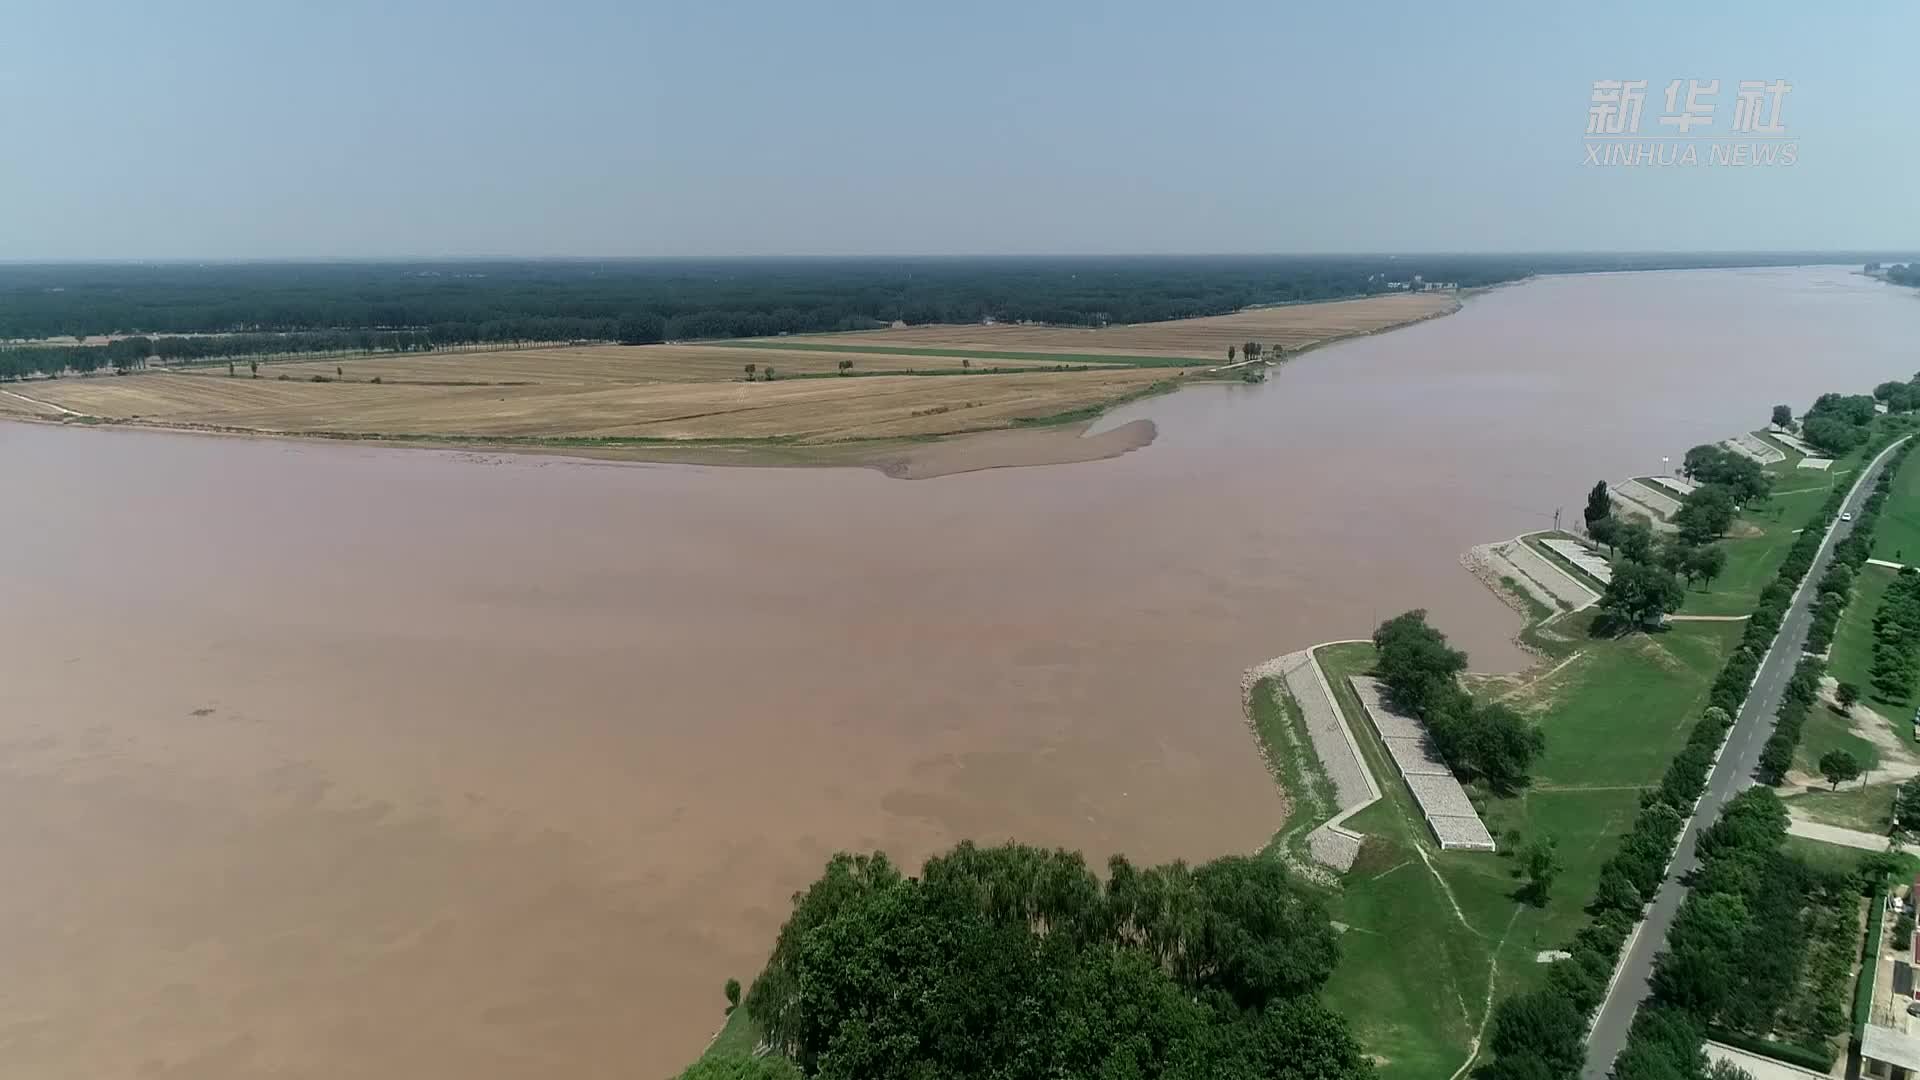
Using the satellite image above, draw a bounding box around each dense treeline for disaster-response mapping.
[0,253,1894,346]
[0,257,1499,343]
[1631,788,1871,1072]
[1475,405,1903,1080]
[1870,568,1920,702]
[1880,262,1920,287]
[1801,392,1881,455]
[1372,611,1544,792]
[0,329,436,380]
[718,842,1369,1080]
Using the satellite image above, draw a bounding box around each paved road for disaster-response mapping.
[1582,436,1909,1079]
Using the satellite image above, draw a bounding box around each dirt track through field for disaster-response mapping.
[757,292,1459,357]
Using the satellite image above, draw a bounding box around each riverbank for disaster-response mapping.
[1242,421,1889,1079]
[0,403,1165,480]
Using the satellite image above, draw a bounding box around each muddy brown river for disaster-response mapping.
[4,267,1918,1078]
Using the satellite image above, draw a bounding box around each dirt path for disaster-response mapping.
[0,387,79,416]
[1816,678,1920,783]
[1783,810,1891,852]
[1449,909,1523,1080]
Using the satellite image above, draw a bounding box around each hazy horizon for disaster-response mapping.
[3,250,1918,266]
[6,1,1916,259]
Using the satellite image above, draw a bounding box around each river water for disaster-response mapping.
[3,266,1916,1078]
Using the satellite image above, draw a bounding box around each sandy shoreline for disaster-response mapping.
[0,409,1162,479]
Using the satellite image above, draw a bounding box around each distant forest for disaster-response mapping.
[0,252,1908,381]
[1881,262,1920,287]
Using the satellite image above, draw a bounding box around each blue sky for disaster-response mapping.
[3,1,1914,257]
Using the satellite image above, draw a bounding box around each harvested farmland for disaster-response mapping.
[26,362,1173,442]
[742,291,1459,359]
[10,293,1460,471]
[255,344,1059,386]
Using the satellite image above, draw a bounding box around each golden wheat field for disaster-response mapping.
[24,365,1175,442]
[9,293,1456,447]
[255,343,1062,386]
[752,292,1459,358]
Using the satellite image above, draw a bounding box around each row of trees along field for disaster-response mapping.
[1867,568,1920,701]
[0,253,1898,371]
[1614,788,1882,1075]
[1474,396,1906,1080]
[693,842,1371,1080]
[1755,440,1911,791]
[0,330,435,380]
[1373,611,1545,793]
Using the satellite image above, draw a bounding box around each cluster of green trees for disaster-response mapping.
[1681,444,1773,505]
[1225,341,1281,363]
[1874,379,1920,414]
[1800,392,1881,456]
[1870,568,1920,701]
[1880,262,1920,287]
[1371,611,1544,792]
[1640,788,1867,1070]
[1584,479,1734,629]
[0,330,438,380]
[725,842,1369,1080]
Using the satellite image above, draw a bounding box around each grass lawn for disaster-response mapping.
[1780,834,1919,880]
[1795,702,1882,777]
[1496,622,1743,787]
[1873,437,1920,564]
[1675,464,1845,617]
[1786,780,1897,833]
[1829,563,1897,705]
[696,1007,760,1063]
[1311,620,1736,1079]
[1314,643,1495,1080]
